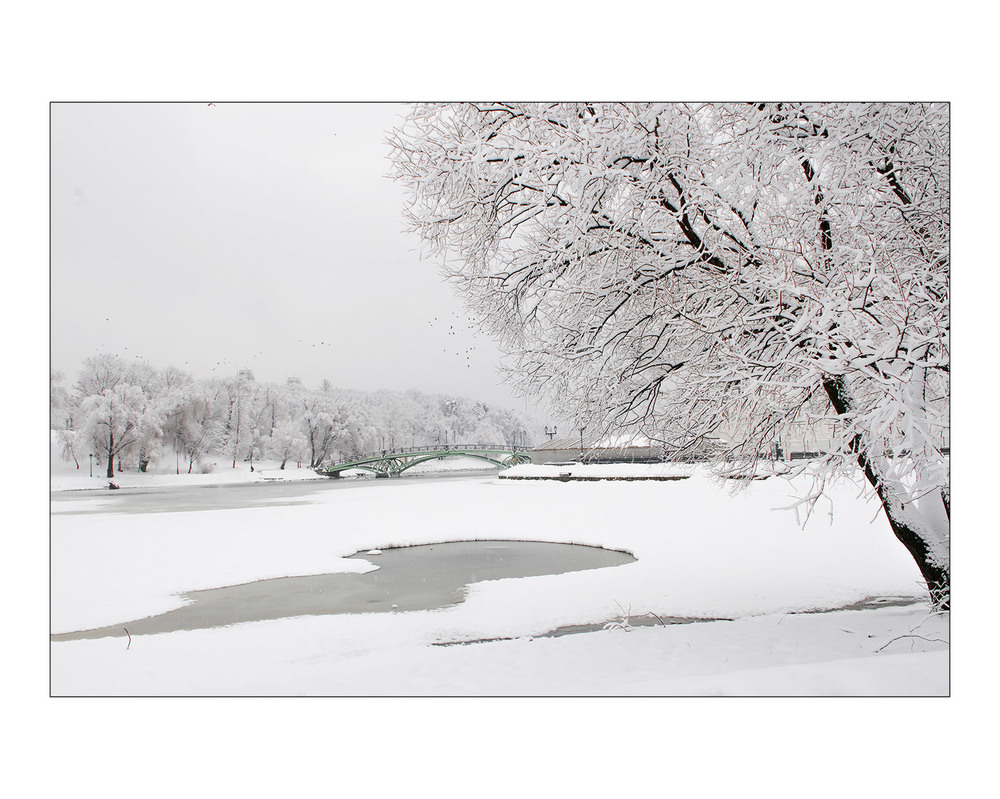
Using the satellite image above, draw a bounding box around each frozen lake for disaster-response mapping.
[50,465,944,697]
[51,540,636,641]
[49,469,492,515]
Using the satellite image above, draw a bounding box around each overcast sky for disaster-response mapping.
[50,102,544,417]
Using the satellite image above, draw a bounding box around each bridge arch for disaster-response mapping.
[319,444,530,478]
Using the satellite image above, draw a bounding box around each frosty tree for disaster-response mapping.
[390,102,950,609]
[75,354,145,479]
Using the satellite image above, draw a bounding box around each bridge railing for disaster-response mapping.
[336,443,527,463]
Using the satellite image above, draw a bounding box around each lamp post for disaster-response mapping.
[579,427,585,461]
[89,453,93,478]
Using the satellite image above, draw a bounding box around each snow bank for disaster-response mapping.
[502,461,792,480]
[50,455,326,493]
[503,462,696,479]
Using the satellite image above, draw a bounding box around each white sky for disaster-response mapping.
[51,101,542,416]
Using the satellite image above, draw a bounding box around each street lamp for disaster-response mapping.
[89,453,93,478]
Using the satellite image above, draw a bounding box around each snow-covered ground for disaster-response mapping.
[50,451,948,696]
[51,455,327,492]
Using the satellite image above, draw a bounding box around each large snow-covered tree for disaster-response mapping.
[390,102,950,608]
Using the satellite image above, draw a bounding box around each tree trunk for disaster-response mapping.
[106,430,115,478]
[807,152,948,610]
[823,375,949,609]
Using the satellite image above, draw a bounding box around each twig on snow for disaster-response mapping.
[875,634,947,653]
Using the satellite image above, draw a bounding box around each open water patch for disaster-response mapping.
[428,597,926,647]
[51,540,636,642]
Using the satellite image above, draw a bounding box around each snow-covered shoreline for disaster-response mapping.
[49,453,499,493]
[50,458,326,493]
[50,457,948,696]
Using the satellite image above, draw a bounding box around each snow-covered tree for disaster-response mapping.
[51,370,69,429]
[390,102,950,608]
[120,362,168,472]
[75,354,145,478]
[133,398,165,472]
[263,419,308,469]
[301,395,344,468]
[52,370,83,468]
[167,383,220,473]
[219,373,261,469]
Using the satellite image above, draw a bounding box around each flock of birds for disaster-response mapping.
[95,309,482,378]
[429,312,478,367]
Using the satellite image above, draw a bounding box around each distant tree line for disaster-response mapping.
[51,354,541,478]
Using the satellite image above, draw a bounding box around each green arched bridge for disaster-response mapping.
[318,444,532,478]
